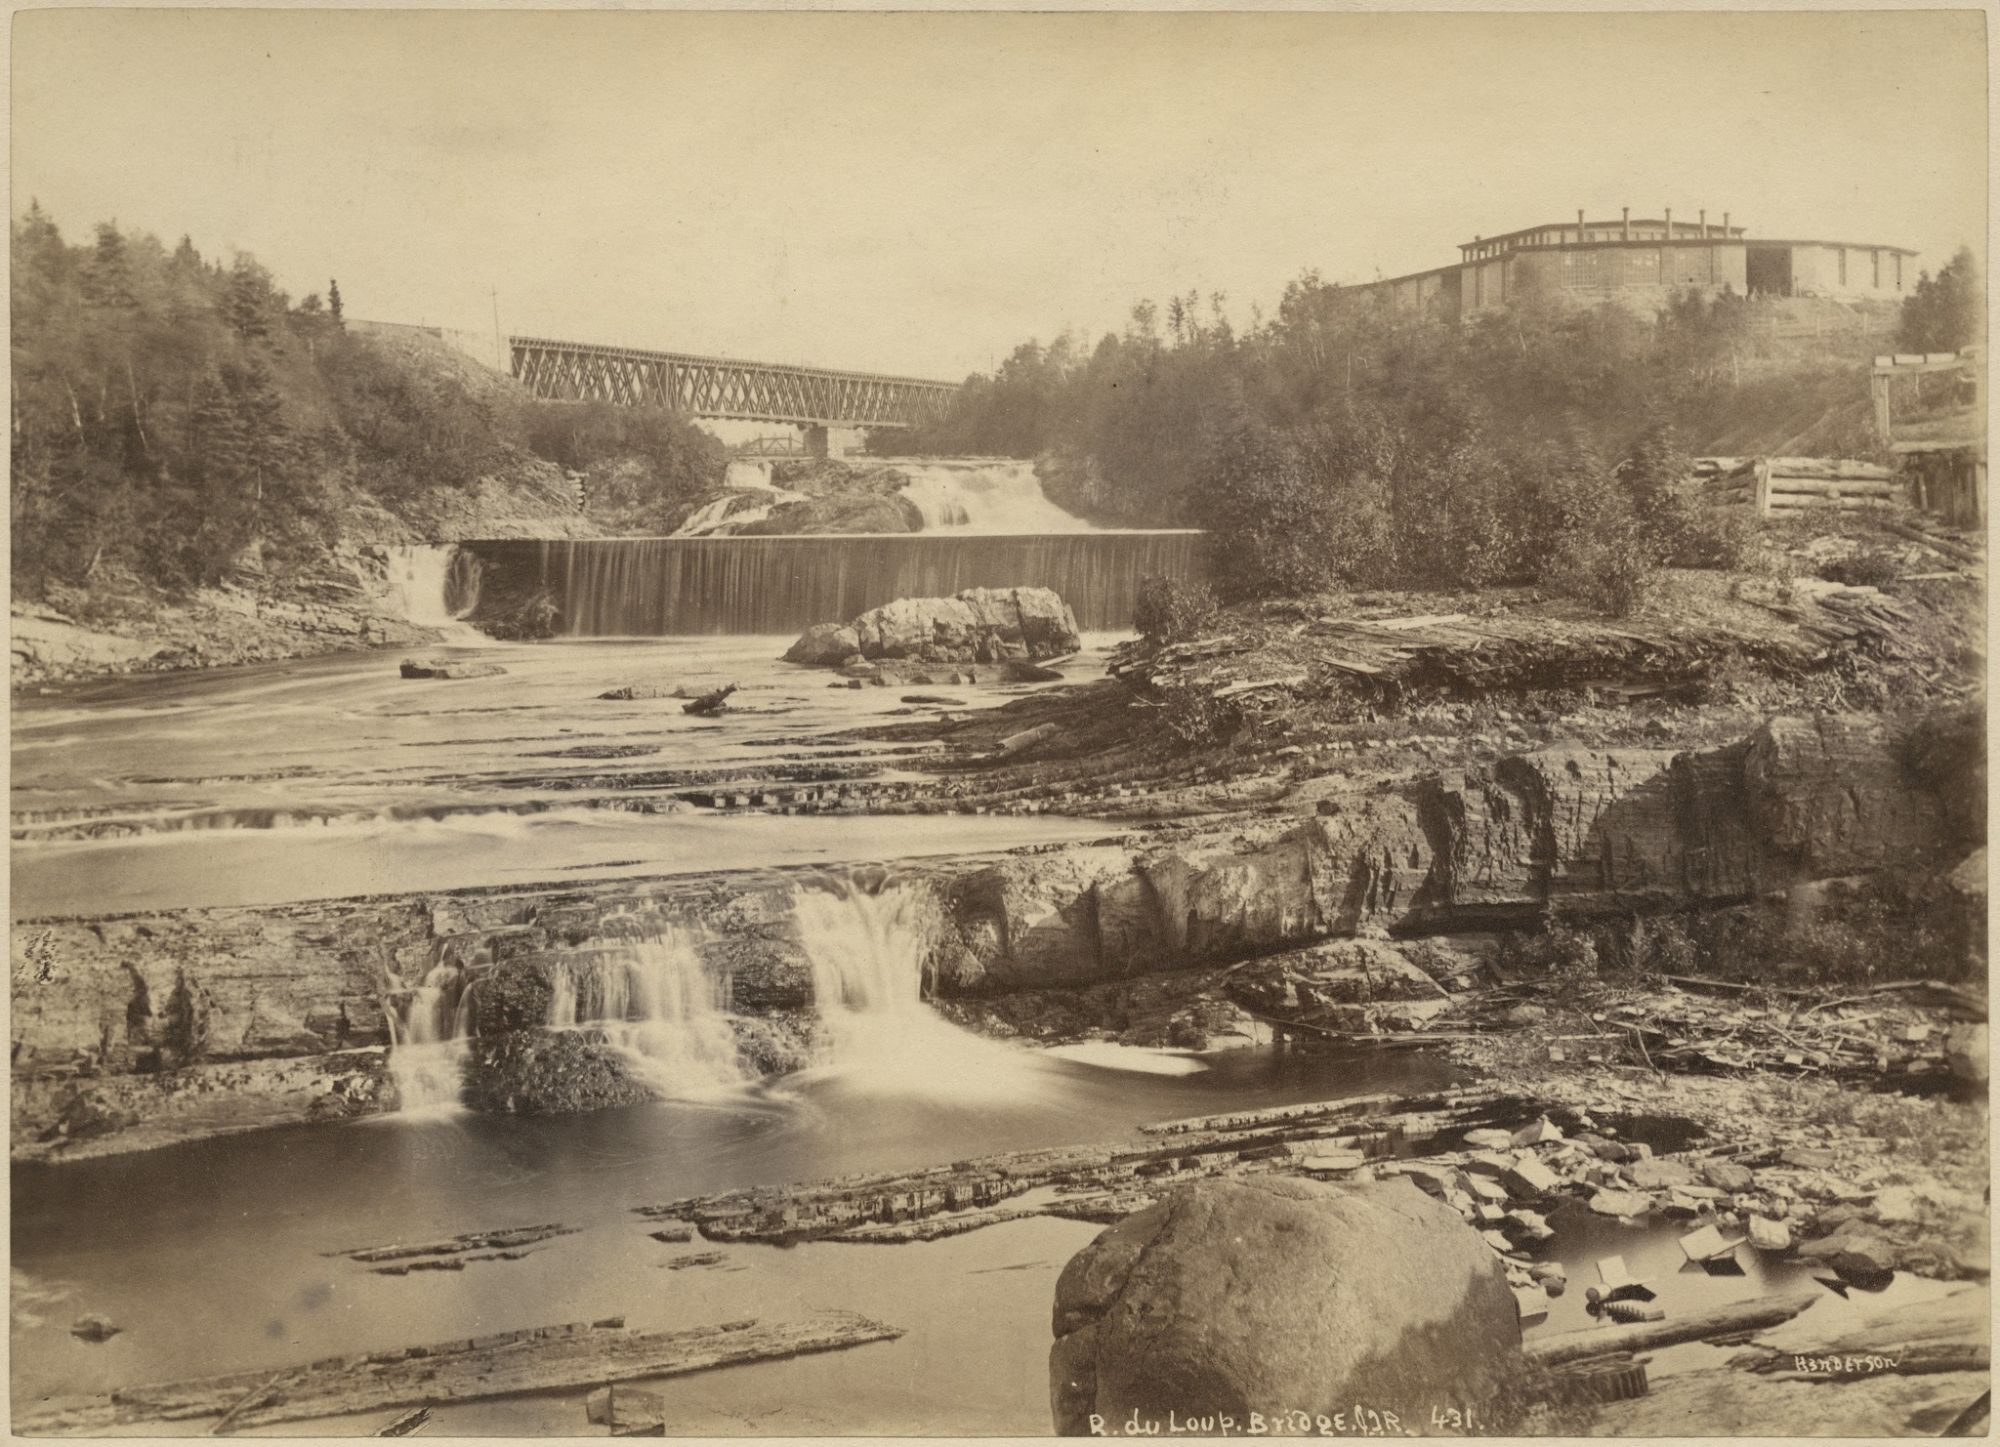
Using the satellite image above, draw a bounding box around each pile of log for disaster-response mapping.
[1462,978,1985,1086]
[1694,456,1899,516]
[1112,612,1807,710]
[1109,574,1970,718]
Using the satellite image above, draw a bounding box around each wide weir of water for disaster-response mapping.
[463,532,1205,635]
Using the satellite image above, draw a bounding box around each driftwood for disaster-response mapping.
[1107,591,1934,714]
[207,1370,297,1436]
[681,683,737,716]
[327,1222,576,1265]
[1885,520,1984,568]
[375,1406,431,1436]
[17,1313,903,1435]
[1527,1288,1821,1365]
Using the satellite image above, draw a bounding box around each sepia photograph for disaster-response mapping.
[6,6,1990,1437]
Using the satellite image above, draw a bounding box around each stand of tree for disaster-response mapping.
[885,262,1970,611]
[10,204,723,601]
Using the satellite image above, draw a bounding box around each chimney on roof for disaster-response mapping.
[1700,209,1708,238]
[1723,211,1732,236]
[1664,207,1672,240]
[1622,207,1631,241]
[1577,209,1586,244]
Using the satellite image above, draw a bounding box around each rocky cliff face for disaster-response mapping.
[11,712,1974,1159]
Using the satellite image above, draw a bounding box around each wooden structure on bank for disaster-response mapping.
[1693,456,1898,516]
[1871,347,1986,527]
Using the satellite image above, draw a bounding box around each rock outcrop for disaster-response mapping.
[1049,1178,1520,1435]
[783,587,1081,666]
[460,1030,657,1116]
[12,711,1971,1158]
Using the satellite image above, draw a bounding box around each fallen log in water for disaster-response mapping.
[1527,1288,1822,1365]
[15,1312,903,1435]
[327,1221,578,1264]
[681,683,737,716]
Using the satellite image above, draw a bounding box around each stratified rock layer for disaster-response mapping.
[11,712,1972,1158]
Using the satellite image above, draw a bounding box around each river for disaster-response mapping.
[9,634,1126,918]
[12,1048,1457,1435]
[7,469,1876,1436]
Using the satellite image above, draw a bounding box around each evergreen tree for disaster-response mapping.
[86,221,136,308]
[225,255,275,343]
[327,278,343,326]
[1898,247,1983,353]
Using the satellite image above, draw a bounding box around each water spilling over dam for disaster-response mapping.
[461,530,1205,634]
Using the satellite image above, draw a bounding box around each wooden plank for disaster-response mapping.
[1766,496,1894,513]
[15,1313,904,1435]
[1766,480,1898,498]
[1765,458,1894,480]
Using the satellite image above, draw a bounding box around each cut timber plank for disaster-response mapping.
[1767,479,1898,498]
[1766,457,1895,480]
[14,1312,903,1435]
[1528,1288,1820,1365]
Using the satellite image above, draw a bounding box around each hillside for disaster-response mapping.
[8,208,725,686]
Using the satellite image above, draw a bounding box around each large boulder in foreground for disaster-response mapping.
[1049,1178,1519,1436]
[783,587,1080,666]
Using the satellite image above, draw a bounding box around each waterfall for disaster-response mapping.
[790,878,1048,1101]
[674,487,807,538]
[889,459,1094,535]
[723,459,778,490]
[386,956,476,1115]
[383,545,485,642]
[463,531,1204,634]
[545,931,746,1099]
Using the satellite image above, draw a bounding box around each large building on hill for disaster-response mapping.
[1358,208,1917,322]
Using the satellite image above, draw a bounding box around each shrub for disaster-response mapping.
[1155,681,1240,747]
[1658,501,1751,570]
[1816,546,1904,588]
[1133,573,1221,643]
[1542,515,1655,617]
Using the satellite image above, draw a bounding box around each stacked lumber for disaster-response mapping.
[1111,612,1813,707]
[1693,457,1900,516]
[1464,978,1983,1085]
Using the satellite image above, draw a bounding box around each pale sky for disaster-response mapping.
[12,9,1989,381]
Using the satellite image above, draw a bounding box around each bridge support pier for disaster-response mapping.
[802,424,865,460]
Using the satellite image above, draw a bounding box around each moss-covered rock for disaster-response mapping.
[462,1030,656,1115]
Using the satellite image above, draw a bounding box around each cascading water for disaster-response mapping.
[722,459,778,490]
[674,487,807,538]
[385,955,476,1115]
[889,459,1095,535]
[545,929,746,1098]
[383,545,485,642]
[790,877,1048,1101]
[468,531,1203,633]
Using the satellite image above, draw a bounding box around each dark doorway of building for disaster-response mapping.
[1746,246,1793,297]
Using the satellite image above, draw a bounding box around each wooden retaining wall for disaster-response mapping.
[1692,456,1898,517]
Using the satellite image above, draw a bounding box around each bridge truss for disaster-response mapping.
[509,336,959,429]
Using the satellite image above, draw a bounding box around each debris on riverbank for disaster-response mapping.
[14,1312,905,1434]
